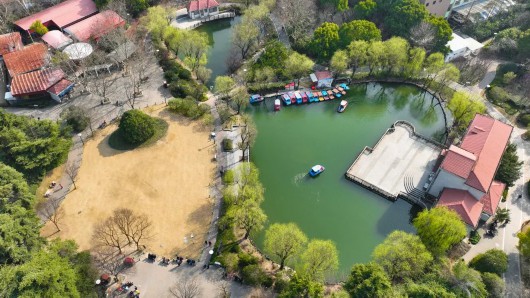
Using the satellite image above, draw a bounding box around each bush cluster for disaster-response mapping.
[167,97,210,119]
[118,110,156,145]
[159,54,207,101]
[61,106,90,133]
[469,230,481,245]
[222,138,234,152]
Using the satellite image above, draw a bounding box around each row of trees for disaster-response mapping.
[344,207,506,297]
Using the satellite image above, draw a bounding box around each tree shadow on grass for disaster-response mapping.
[99,118,169,157]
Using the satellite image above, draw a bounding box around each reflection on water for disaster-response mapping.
[251,83,447,274]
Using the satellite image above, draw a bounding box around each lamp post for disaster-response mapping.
[77,133,84,145]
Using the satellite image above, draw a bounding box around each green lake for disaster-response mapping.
[196,16,241,87]
[249,83,447,277]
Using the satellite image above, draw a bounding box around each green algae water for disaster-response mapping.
[249,83,447,277]
[196,17,241,87]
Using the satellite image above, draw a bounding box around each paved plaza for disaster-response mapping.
[346,122,442,199]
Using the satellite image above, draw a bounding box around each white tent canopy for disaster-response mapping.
[63,42,93,60]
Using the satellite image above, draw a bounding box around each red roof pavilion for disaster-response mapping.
[187,0,220,12]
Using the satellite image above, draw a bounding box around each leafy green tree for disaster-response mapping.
[214,76,236,99]
[279,273,324,298]
[404,281,456,297]
[119,110,156,145]
[481,272,505,298]
[300,239,339,281]
[0,249,80,297]
[182,31,209,72]
[61,106,90,133]
[224,162,264,206]
[449,261,488,298]
[0,163,34,212]
[339,20,381,48]
[495,143,522,187]
[354,0,377,19]
[0,206,44,264]
[347,40,369,75]
[517,227,530,259]
[264,223,308,270]
[344,263,392,297]
[423,52,445,79]
[424,16,453,53]
[255,41,289,73]
[127,0,149,16]
[233,21,259,59]
[446,91,486,133]
[502,71,517,85]
[469,249,508,276]
[228,87,250,115]
[284,52,314,89]
[404,47,426,78]
[383,0,428,38]
[310,22,340,60]
[366,41,385,75]
[229,200,267,239]
[0,110,72,180]
[144,6,173,41]
[433,64,460,94]
[413,206,467,256]
[383,37,409,74]
[29,20,48,35]
[493,207,511,225]
[372,230,433,282]
[164,27,187,57]
[330,50,349,78]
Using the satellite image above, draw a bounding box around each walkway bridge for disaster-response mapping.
[173,12,236,30]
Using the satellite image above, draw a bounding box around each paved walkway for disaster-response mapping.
[269,11,290,48]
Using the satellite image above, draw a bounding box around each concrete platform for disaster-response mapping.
[346,121,443,200]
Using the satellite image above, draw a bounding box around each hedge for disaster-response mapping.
[167,97,210,119]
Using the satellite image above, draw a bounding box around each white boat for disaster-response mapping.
[337,100,348,113]
[309,165,325,177]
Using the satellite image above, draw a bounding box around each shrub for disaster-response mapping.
[118,110,156,145]
[238,252,259,268]
[517,114,530,127]
[167,98,209,119]
[481,272,505,298]
[241,264,270,286]
[469,230,481,245]
[222,169,234,184]
[61,106,90,133]
[502,188,508,202]
[220,253,239,273]
[29,20,48,35]
[469,249,508,276]
[222,138,233,152]
[488,86,511,104]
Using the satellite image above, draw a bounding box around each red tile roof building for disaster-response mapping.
[10,68,72,97]
[0,32,23,56]
[428,114,512,227]
[14,0,98,31]
[64,10,125,42]
[3,43,49,76]
[187,0,220,19]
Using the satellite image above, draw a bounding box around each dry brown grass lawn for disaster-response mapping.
[42,107,216,258]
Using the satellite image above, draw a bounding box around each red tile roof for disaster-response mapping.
[14,0,98,31]
[440,145,476,179]
[11,68,65,96]
[315,71,333,80]
[3,43,49,76]
[47,78,74,96]
[188,0,220,12]
[0,32,23,56]
[64,10,125,42]
[438,188,483,227]
[440,114,512,192]
[480,180,505,215]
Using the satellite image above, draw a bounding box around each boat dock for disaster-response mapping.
[345,121,444,208]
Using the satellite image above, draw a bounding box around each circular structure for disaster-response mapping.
[63,42,93,60]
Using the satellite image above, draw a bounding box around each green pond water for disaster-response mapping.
[196,16,241,87]
[249,83,447,276]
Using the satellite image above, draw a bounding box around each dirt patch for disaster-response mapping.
[41,106,216,259]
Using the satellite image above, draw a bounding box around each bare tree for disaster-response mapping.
[112,208,135,244]
[238,115,257,162]
[169,278,202,298]
[39,197,65,232]
[92,75,114,103]
[93,218,127,254]
[226,47,243,74]
[64,162,78,190]
[217,281,231,298]
[409,21,436,51]
[278,0,316,44]
[129,213,152,250]
[92,246,125,280]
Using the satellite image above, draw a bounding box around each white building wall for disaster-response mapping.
[427,169,485,200]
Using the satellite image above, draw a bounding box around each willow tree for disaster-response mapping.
[264,223,308,270]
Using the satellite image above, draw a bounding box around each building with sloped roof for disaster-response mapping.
[14,0,98,32]
[0,32,23,57]
[3,43,49,77]
[64,10,125,42]
[187,0,220,19]
[7,68,73,103]
[428,114,513,227]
